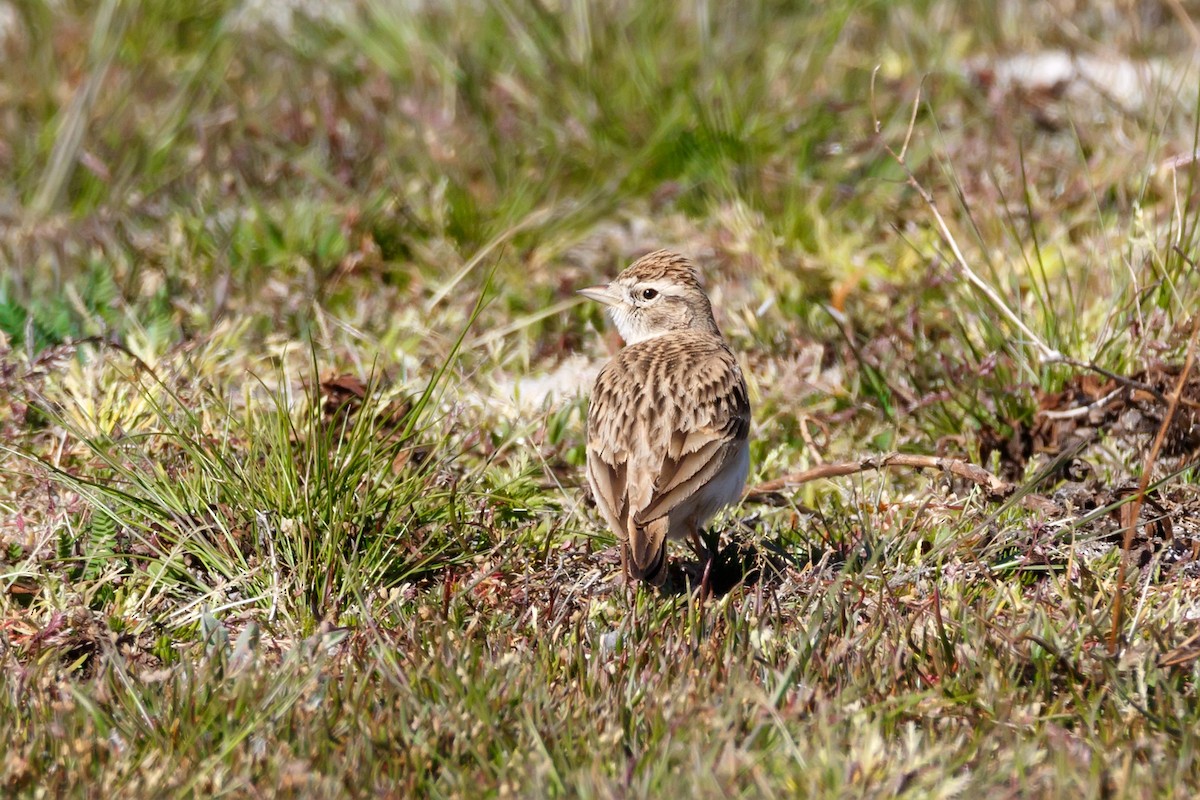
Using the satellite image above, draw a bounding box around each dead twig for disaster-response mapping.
[1037,387,1125,421]
[743,452,1059,513]
[1051,358,1168,405]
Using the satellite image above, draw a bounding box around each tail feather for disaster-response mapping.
[627,517,669,583]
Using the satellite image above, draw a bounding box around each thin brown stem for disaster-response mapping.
[1109,313,1200,654]
[744,452,1059,513]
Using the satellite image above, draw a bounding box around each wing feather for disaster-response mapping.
[585,331,750,575]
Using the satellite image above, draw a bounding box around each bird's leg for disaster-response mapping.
[687,517,708,560]
[699,554,714,600]
[686,517,715,597]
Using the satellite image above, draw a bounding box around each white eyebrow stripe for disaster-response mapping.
[634,279,682,296]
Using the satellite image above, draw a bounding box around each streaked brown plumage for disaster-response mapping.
[579,250,751,584]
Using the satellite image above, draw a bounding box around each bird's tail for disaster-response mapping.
[626,517,669,584]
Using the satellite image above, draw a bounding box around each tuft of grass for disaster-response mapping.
[9,293,498,640]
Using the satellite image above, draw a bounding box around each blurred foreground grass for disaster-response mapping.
[3,0,1200,796]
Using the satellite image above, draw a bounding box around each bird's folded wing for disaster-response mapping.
[636,434,738,524]
[588,340,749,530]
[586,450,627,535]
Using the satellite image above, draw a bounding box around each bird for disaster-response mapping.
[579,250,751,586]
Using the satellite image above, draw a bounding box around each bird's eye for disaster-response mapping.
[640,288,658,301]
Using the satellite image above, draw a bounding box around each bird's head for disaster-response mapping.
[577,250,719,345]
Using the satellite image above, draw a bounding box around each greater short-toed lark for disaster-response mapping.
[579,250,751,585]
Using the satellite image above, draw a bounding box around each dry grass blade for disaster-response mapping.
[870,73,1064,364]
[424,208,553,312]
[1110,312,1200,653]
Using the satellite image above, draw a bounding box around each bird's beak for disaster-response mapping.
[577,283,622,307]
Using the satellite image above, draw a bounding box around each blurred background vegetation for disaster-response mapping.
[3,0,1200,795]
